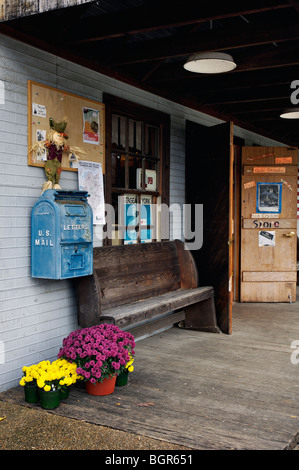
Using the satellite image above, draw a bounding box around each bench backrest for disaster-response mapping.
[76,240,199,326]
[95,240,199,309]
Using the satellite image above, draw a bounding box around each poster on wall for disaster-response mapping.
[124,194,138,244]
[123,195,153,243]
[256,182,282,213]
[83,107,100,145]
[140,195,152,243]
[35,129,47,161]
[32,103,46,118]
[78,161,105,225]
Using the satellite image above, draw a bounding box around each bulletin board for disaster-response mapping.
[27,80,105,172]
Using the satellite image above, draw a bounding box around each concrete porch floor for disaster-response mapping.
[1,297,299,450]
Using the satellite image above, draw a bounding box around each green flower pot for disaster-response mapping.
[24,383,39,403]
[116,370,129,386]
[39,389,60,410]
[59,387,69,400]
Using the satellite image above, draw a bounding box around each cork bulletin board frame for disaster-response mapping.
[28,80,105,172]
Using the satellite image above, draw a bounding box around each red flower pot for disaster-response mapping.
[85,375,116,396]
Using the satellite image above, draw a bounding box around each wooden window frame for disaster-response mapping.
[103,93,170,245]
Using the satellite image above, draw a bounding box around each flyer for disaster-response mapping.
[78,161,105,225]
[83,107,100,145]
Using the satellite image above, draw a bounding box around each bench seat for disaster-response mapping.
[100,286,215,330]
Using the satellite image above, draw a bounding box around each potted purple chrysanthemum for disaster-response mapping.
[58,323,135,395]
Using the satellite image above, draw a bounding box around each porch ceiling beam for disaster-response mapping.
[171,77,293,97]
[68,0,290,44]
[200,83,291,106]
[103,17,299,66]
[245,114,291,121]
[221,99,291,114]
[204,95,288,106]
[152,62,299,95]
[144,43,299,83]
[288,0,299,13]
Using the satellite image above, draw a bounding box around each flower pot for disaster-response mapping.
[59,387,69,400]
[39,389,60,409]
[86,376,116,396]
[116,370,129,386]
[24,383,39,403]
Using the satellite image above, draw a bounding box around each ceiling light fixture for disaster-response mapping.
[183,52,237,74]
[280,108,299,119]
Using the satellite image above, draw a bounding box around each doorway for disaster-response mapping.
[185,120,242,334]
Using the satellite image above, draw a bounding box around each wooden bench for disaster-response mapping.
[75,240,220,337]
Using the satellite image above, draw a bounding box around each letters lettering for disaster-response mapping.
[35,228,54,247]
[63,224,88,231]
[253,220,279,228]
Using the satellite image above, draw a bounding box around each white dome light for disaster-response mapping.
[280,108,299,119]
[183,52,237,74]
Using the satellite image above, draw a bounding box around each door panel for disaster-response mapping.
[185,121,234,334]
[241,228,297,271]
[240,146,298,302]
[241,281,295,302]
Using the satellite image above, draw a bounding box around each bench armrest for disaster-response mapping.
[175,239,198,289]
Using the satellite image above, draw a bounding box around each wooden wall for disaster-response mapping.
[0,0,93,21]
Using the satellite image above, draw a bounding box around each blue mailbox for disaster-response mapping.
[31,189,93,279]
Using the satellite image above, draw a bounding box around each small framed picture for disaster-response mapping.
[256,182,282,213]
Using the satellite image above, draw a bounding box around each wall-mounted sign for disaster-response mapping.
[251,213,279,218]
[275,157,292,164]
[253,220,280,228]
[246,152,274,161]
[244,181,256,189]
[244,217,296,227]
[253,167,286,174]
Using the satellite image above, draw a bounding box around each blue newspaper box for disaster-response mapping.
[31,189,93,279]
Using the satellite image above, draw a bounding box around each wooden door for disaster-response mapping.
[240,146,298,302]
[185,121,234,334]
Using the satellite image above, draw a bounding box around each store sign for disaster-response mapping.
[253,167,286,174]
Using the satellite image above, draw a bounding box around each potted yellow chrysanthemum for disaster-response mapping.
[116,353,135,386]
[20,358,83,409]
[19,365,39,403]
